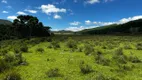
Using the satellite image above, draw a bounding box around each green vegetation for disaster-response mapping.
[0,15,51,40]
[0,35,142,80]
[78,19,142,35]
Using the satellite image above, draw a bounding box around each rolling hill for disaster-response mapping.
[78,19,142,35]
[0,19,12,25]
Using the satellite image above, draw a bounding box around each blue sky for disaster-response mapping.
[1,0,142,31]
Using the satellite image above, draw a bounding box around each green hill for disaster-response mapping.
[0,19,12,25]
[78,19,142,35]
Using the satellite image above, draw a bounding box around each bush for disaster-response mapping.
[20,45,28,52]
[66,38,77,49]
[95,54,110,66]
[4,54,15,63]
[136,43,142,50]
[113,48,128,64]
[84,44,94,55]
[4,71,21,80]
[129,54,141,63]
[15,53,27,65]
[115,48,124,55]
[79,62,93,74]
[124,45,132,49]
[95,74,119,80]
[46,68,62,77]
[117,64,134,72]
[50,41,60,49]
[0,59,9,72]
[14,48,20,54]
[36,48,44,53]
[113,55,128,64]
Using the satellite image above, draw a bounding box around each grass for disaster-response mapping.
[0,35,142,80]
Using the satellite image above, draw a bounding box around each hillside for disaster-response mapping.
[78,19,142,35]
[0,19,12,25]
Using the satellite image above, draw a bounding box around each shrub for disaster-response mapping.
[95,74,119,80]
[4,71,21,80]
[84,44,94,55]
[46,68,62,77]
[15,53,27,65]
[117,64,134,72]
[4,54,15,63]
[50,41,60,49]
[36,48,44,53]
[115,48,124,55]
[113,48,128,64]
[14,48,20,54]
[113,55,128,64]
[129,54,141,63]
[20,45,28,52]
[79,62,93,74]
[95,54,110,66]
[124,45,132,49]
[66,39,77,49]
[136,43,142,50]
[0,59,9,72]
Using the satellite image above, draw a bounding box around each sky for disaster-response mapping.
[1,0,142,31]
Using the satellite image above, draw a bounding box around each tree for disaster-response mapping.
[13,15,51,38]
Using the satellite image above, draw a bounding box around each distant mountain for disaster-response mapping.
[78,19,142,35]
[0,19,12,25]
[53,30,74,35]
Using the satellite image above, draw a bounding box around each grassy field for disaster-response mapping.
[0,35,142,80]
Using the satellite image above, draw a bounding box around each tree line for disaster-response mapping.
[0,15,52,40]
[79,19,142,35]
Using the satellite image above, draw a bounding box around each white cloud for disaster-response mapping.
[118,15,142,24]
[40,4,66,15]
[65,26,85,32]
[7,16,17,20]
[54,14,61,19]
[86,0,100,4]
[85,20,92,25]
[1,0,7,3]
[17,11,27,15]
[24,9,37,14]
[70,21,81,26]
[2,11,8,13]
[93,21,116,26]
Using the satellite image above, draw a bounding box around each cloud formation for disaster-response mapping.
[40,4,66,15]
[1,0,7,3]
[24,9,37,14]
[2,11,8,13]
[70,21,81,26]
[54,14,62,19]
[17,11,27,15]
[7,16,17,20]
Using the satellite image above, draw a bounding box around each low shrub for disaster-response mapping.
[0,59,9,72]
[15,53,27,65]
[79,62,93,74]
[36,48,44,53]
[4,54,15,63]
[129,53,141,63]
[113,48,128,64]
[46,68,62,77]
[117,64,134,72]
[84,44,94,55]
[20,45,28,52]
[50,41,60,49]
[4,71,21,80]
[95,54,110,66]
[95,74,119,80]
[66,38,77,49]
